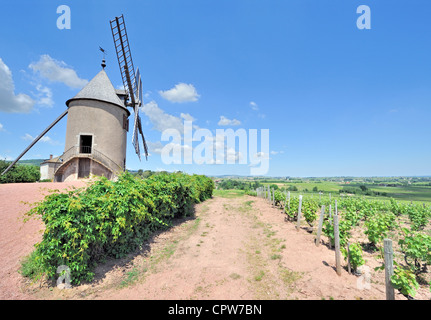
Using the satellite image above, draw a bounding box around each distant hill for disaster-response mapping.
[17,159,45,166]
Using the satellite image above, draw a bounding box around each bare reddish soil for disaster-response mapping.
[0,181,86,299]
[0,183,430,300]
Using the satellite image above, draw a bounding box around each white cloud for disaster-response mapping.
[207,158,224,165]
[208,134,226,152]
[0,123,4,131]
[253,152,270,159]
[22,133,60,145]
[140,100,195,133]
[218,116,241,126]
[146,141,164,155]
[34,84,54,107]
[29,54,88,89]
[144,91,152,99]
[159,83,200,103]
[40,136,57,144]
[180,113,196,122]
[0,58,35,113]
[250,101,259,111]
[0,154,13,161]
[155,167,175,173]
[22,133,34,141]
[226,147,243,162]
[270,150,284,155]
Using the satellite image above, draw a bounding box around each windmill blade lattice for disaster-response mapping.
[110,14,148,160]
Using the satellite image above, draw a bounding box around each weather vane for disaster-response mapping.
[99,46,107,68]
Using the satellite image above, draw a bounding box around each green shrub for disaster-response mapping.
[398,229,431,275]
[342,242,365,271]
[21,172,214,285]
[391,264,419,299]
[323,217,351,247]
[364,212,397,247]
[405,205,430,231]
[0,160,40,183]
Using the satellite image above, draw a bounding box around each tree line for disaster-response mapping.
[0,160,40,183]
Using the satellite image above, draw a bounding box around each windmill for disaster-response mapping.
[1,14,148,180]
[110,14,148,161]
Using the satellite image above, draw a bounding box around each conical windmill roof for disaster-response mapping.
[66,69,129,114]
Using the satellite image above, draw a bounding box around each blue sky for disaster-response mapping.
[0,0,430,177]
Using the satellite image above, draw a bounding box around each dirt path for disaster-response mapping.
[0,181,86,300]
[1,185,429,300]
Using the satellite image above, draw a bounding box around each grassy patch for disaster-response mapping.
[19,250,45,282]
[270,254,282,260]
[254,270,265,281]
[229,273,241,280]
[213,189,245,198]
[279,267,302,286]
[120,267,142,288]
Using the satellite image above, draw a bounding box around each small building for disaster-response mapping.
[40,155,61,181]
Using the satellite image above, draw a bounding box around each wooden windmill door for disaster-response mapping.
[78,158,91,178]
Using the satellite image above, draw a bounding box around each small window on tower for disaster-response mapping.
[123,114,129,132]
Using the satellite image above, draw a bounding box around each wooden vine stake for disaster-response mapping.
[333,209,342,276]
[288,191,291,210]
[296,195,303,231]
[315,205,325,246]
[384,238,395,300]
[327,204,333,249]
[347,243,351,274]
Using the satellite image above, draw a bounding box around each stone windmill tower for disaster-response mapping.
[1,15,148,181]
[53,65,130,182]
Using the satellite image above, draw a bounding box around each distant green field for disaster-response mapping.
[261,181,342,193]
[243,180,431,203]
[361,184,431,203]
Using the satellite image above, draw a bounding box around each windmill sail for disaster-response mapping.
[131,68,141,160]
[110,14,148,160]
[134,68,148,160]
[138,115,148,160]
